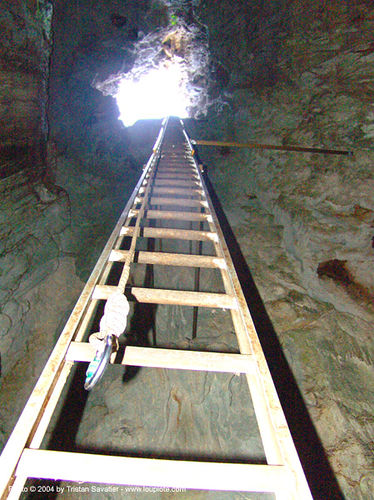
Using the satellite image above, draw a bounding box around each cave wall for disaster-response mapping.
[0,0,63,440]
[0,0,162,445]
[0,0,52,149]
[0,0,204,458]
[195,1,374,497]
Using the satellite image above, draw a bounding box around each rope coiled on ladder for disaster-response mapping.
[85,119,168,389]
[90,161,156,345]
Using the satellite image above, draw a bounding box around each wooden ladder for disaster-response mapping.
[0,117,313,499]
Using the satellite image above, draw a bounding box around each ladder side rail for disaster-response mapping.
[195,144,312,500]
[30,161,161,456]
[150,122,287,467]
[69,191,147,347]
[155,128,308,498]
[215,217,312,499]
[117,140,161,294]
[60,117,169,347]
[181,120,313,500]
[0,120,168,499]
[178,137,247,302]
[28,167,159,454]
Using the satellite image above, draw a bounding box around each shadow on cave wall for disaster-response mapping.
[203,173,344,500]
[122,267,158,383]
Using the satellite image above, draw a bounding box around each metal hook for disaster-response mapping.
[84,334,117,391]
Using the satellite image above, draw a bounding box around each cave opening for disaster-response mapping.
[115,63,190,126]
[93,21,211,127]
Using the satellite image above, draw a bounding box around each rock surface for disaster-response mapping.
[194,1,374,497]
[0,0,52,148]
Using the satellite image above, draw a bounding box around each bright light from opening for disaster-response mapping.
[116,64,190,127]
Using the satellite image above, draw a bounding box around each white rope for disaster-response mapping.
[89,141,163,351]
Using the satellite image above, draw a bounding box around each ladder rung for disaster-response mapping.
[159,159,190,162]
[109,249,226,268]
[157,167,196,173]
[66,343,255,374]
[156,172,196,177]
[153,187,203,196]
[159,164,190,167]
[160,154,189,157]
[161,152,188,155]
[93,285,238,309]
[156,173,198,180]
[150,197,208,208]
[157,167,196,172]
[139,209,212,222]
[155,177,198,184]
[120,226,218,242]
[159,158,191,161]
[158,162,193,165]
[16,449,293,493]
[154,179,199,187]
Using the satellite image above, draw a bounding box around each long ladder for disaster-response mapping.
[0,117,313,499]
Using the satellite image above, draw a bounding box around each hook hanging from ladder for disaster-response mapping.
[84,334,117,391]
[85,291,130,390]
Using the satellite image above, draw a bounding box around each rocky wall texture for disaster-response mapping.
[0,0,157,448]
[0,167,83,444]
[0,0,52,148]
[195,0,374,498]
[0,0,57,445]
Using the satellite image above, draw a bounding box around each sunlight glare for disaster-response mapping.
[116,64,190,126]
